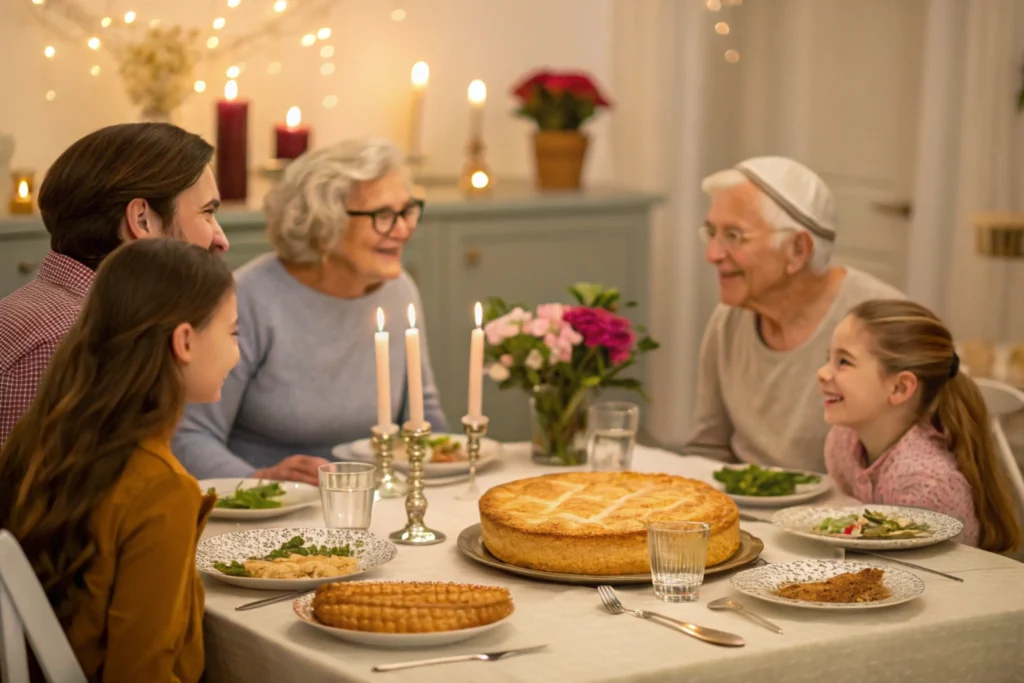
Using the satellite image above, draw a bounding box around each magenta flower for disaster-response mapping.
[563,306,635,365]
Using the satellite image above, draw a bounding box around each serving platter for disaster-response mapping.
[455,524,763,586]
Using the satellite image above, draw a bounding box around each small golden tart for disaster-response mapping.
[312,581,513,633]
[479,471,740,575]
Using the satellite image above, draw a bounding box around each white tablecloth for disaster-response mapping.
[200,444,1024,683]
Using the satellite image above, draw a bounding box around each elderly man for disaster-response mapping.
[684,156,903,471]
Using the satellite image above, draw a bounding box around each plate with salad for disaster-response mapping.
[199,478,320,520]
[772,504,964,550]
[196,528,397,590]
[336,433,500,478]
[711,464,832,507]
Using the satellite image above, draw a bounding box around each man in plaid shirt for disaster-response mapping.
[0,123,229,446]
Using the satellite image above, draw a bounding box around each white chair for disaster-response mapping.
[974,378,1024,561]
[0,530,86,683]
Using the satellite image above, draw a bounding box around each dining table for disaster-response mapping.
[199,442,1024,683]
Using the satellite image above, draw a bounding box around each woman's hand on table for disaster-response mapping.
[254,455,331,486]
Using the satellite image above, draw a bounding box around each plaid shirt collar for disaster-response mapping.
[36,251,95,299]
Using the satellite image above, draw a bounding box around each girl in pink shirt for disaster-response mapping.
[818,299,1019,553]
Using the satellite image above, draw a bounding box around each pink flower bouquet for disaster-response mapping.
[483,283,658,465]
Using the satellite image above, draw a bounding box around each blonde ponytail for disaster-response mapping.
[932,374,1020,553]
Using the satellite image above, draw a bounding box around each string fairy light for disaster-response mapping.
[21,0,394,108]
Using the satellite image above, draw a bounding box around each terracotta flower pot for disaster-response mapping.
[533,130,589,191]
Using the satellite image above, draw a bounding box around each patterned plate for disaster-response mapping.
[772,504,963,550]
[456,523,764,585]
[196,528,397,591]
[709,467,833,508]
[334,434,501,478]
[292,591,513,648]
[199,479,320,521]
[730,559,925,610]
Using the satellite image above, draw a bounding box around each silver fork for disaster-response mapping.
[371,644,547,672]
[596,585,745,647]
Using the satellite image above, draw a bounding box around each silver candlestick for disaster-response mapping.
[389,421,446,545]
[455,415,489,501]
[371,423,406,500]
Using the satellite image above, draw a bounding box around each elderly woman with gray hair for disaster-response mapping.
[684,156,903,472]
[173,138,447,484]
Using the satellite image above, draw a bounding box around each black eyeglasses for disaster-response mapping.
[346,199,425,236]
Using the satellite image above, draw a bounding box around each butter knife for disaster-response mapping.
[849,550,965,582]
[235,589,311,611]
[371,644,547,673]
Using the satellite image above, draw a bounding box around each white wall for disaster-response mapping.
[0,0,615,186]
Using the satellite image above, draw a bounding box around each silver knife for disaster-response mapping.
[371,644,547,673]
[235,589,312,611]
[849,549,965,582]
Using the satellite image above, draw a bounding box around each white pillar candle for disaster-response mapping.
[374,307,391,429]
[467,79,486,138]
[408,61,429,158]
[405,303,425,427]
[468,302,484,419]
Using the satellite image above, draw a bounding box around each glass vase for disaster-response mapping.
[529,384,593,466]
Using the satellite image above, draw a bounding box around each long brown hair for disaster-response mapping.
[0,239,233,621]
[39,123,214,270]
[851,299,1021,553]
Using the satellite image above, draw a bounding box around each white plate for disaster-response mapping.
[772,504,963,550]
[196,528,397,591]
[199,478,320,520]
[292,592,512,647]
[334,434,501,478]
[731,559,925,610]
[709,466,833,508]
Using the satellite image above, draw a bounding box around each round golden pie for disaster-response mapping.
[478,471,740,575]
[313,581,513,633]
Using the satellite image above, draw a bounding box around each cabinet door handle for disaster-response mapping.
[17,261,37,275]
[464,248,482,267]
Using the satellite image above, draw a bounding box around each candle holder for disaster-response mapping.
[389,420,446,545]
[455,415,489,501]
[9,169,34,215]
[371,423,407,500]
[458,136,492,197]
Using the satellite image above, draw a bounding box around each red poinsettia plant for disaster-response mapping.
[510,69,613,131]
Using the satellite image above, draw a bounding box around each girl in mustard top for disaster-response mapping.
[0,239,240,682]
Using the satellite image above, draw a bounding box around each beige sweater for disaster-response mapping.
[684,267,904,472]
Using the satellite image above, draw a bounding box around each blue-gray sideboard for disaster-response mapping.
[0,182,662,441]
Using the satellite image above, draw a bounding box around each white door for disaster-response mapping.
[736,0,927,290]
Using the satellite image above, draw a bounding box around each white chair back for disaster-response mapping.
[0,530,86,683]
[974,378,1024,560]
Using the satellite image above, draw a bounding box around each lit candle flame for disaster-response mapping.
[286,106,301,128]
[411,61,429,90]
[377,307,385,333]
[407,303,417,329]
[467,79,487,105]
[224,79,238,100]
[474,301,482,328]
[17,181,29,199]
[471,171,489,189]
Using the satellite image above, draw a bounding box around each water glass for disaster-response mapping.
[318,462,376,530]
[587,401,640,472]
[647,521,710,603]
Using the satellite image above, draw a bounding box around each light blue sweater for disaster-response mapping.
[172,254,448,479]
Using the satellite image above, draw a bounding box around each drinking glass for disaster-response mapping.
[587,401,640,472]
[647,521,710,603]
[318,462,376,529]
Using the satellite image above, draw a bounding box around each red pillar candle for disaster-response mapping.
[216,79,248,201]
[274,106,310,160]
